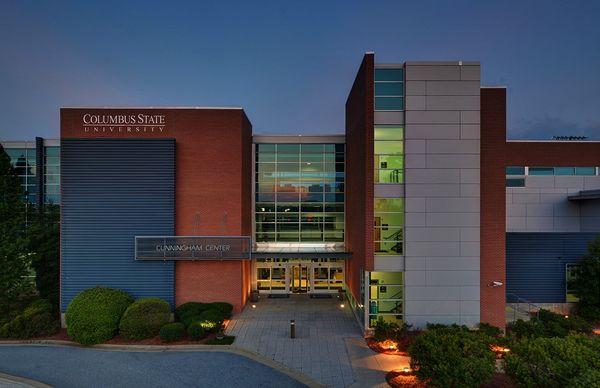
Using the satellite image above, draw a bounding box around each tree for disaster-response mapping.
[29,204,60,308]
[0,145,33,320]
[574,236,600,321]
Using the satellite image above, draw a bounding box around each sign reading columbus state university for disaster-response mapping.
[135,236,252,260]
[82,113,167,134]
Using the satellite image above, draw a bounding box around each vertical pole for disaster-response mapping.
[290,320,295,338]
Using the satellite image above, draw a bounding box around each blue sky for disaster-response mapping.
[1,0,599,140]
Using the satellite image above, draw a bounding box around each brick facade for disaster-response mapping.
[345,53,375,303]
[480,89,600,327]
[60,108,252,313]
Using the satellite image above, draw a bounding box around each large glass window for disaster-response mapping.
[374,126,403,184]
[44,146,60,204]
[374,198,404,255]
[374,68,403,111]
[566,264,579,303]
[5,146,36,203]
[369,272,403,327]
[255,143,345,243]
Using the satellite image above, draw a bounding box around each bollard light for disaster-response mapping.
[290,319,296,339]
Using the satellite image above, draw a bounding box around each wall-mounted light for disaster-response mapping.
[489,281,504,287]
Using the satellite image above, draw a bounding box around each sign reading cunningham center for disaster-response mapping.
[135,236,252,260]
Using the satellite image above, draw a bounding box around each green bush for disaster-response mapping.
[477,322,502,338]
[119,298,170,340]
[409,327,496,388]
[207,302,234,319]
[175,302,210,322]
[509,309,591,339]
[65,286,134,345]
[504,335,600,387]
[197,309,224,333]
[159,322,185,343]
[573,236,600,323]
[187,322,206,340]
[0,299,58,339]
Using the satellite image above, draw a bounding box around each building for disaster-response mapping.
[1,138,61,207]
[4,53,600,330]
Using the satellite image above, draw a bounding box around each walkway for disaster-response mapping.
[0,345,306,388]
[226,295,409,387]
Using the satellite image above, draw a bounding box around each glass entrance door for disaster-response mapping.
[291,265,309,293]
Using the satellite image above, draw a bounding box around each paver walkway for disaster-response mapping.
[226,295,408,387]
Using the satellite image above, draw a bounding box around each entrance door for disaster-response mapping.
[291,265,309,293]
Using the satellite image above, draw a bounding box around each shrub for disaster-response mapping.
[119,298,170,340]
[65,286,134,345]
[477,322,502,338]
[159,322,185,343]
[509,309,591,339]
[197,309,224,333]
[409,327,496,388]
[174,302,210,322]
[573,236,600,323]
[187,322,206,340]
[504,335,600,387]
[0,299,58,339]
[207,302,234,319]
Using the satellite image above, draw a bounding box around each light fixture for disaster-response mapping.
[260,207,265,212]
[490,280,504,287]
[340,304,345,308]
[564,315,569,319]
[402,367,411,373]
[252,304,256,309]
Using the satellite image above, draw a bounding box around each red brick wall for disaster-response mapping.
[480,90,600,328]
[60,108,253,313]
[480,88,508,328]
[345,53,375,303]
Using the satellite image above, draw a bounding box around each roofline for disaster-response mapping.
[60,106,244,110]
[507,140,600,143]
[253,134,345,144]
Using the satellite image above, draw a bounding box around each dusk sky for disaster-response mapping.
[1,0,599,140]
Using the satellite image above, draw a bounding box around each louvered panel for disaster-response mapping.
[60,139,175,312]
[506,232,598,303]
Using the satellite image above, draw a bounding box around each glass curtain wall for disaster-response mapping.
[369,271,403,326]
[255,143,345,243]
[5,146,37,203]
[44,146,60,204]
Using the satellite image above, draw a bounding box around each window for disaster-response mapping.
[529,167,554,175]
[255,143,345,243]
[374,68,404,111]
[527,166,598,176]
[566,264,579,303]
[374,126,403,184]
[506,178,525,187]
[506,166,525,175]
[374,198,404,255]
[369,272,403,327]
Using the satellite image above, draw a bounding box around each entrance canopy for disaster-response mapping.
[252,243,352,259]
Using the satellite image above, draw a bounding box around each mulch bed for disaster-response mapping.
[6,328,227,346]
[367,338,408,355]
[386,372,514,388]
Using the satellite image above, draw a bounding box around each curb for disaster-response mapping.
[0,340,324,388]
[0,371,51,388]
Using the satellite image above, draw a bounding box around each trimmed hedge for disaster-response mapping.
[0,299,58,339]
[197,309,224,333]
[159,322,185,343]
[409,326,496,388]
[175,302,210,321]
[504,335,600,387]
[119,298,170,340]
[187,322,206,340]
[509,309,591,339]
[66,287,134,345]
[207,302,233,319]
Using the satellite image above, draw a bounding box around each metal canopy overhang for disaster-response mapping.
[568,189,600,201]
[252,251,352,259]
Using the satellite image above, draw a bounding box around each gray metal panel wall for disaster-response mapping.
[60,139,175,311]
[506,232,598,303]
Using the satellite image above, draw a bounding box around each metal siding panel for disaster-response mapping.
[60,139,175,311]
[506,232,597,303]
